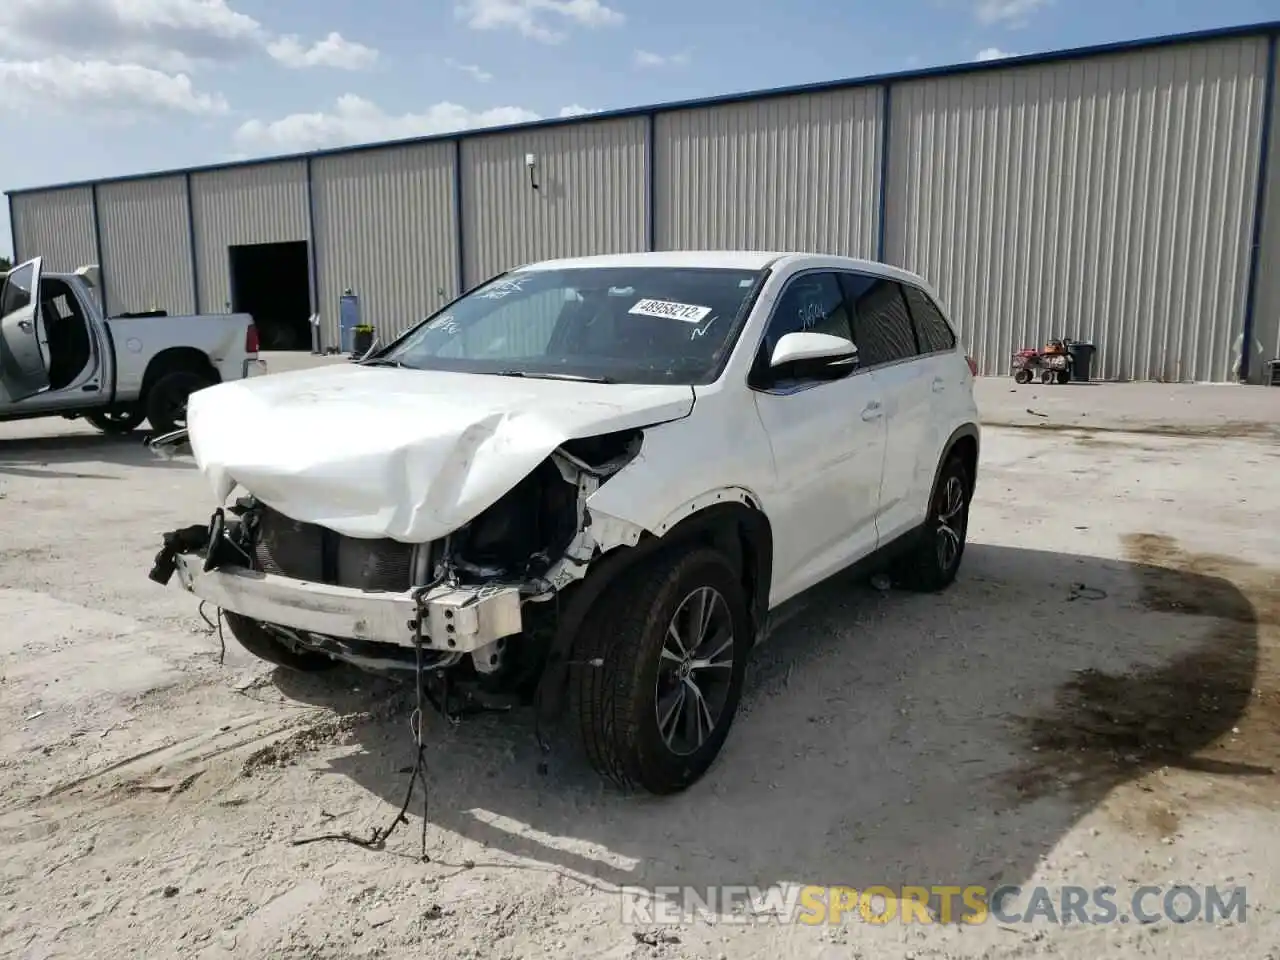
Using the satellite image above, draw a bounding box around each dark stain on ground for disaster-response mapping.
[988,420,1279,441]
[1008,534,1278,810]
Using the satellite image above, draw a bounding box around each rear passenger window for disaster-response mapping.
[902,285,956,353]
[839,273,919,367]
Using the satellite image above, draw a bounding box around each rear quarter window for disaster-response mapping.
[902,285,957,354]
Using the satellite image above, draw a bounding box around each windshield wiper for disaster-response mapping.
[495,370,616,383]
[359,357,406,368]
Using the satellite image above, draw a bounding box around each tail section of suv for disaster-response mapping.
[149,251,979,794]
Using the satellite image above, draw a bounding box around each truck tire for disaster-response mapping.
[146,370,212,434]
[85,408,144,435]
[894,452,972,593]
[222,611,338,672]
[568,548,751,794]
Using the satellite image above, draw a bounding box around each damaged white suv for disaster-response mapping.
[150,251,980,794]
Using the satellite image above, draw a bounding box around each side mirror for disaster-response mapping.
[769,331,858,379]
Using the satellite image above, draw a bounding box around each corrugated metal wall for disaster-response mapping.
[312,143,458,348]
[10,187,97,270]
[189,161,309,313]
[97,176,195,316]
[1249,44,1280,383]
[460,116,647,287]
[885,37,1270,382]
[655,88,883,258]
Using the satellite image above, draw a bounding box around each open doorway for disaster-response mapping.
[229,241,311,351]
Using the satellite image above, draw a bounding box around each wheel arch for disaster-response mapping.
[935,423,980,497]
[536,498,774,723]
[140,347,220,400]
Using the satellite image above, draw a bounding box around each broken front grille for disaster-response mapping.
[252,503,417,592]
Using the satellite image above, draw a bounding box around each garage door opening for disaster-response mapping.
[229,241,311,351]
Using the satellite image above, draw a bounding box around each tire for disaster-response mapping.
[222,611,338,672]
[894,453,973,593]
[1039,369,1055,384]
[568,548,751,794]
[1013,369,1032,384]
[85,408,144,435]
[146,370,212,434]
[1054,368,1071,385]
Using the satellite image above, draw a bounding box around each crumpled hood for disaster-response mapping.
[187,364,694,543]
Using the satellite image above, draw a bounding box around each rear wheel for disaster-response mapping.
[895,453,972,593]
[85,408,144,435]
[569,548,751,794]
[1013,369,1032,384]
[223,611,339,672]
[146,370,212,434]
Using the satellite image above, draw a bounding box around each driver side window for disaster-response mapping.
[1,262,35,317]
[754,272,854,389]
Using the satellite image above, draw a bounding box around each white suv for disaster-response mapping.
[150,251,980,795]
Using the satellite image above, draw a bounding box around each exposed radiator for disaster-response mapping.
[253,504,417,592]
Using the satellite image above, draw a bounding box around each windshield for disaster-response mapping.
[382,266,764,384]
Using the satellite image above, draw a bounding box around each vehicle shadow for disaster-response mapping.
[274,538,1274,913]
[0,430,189,475]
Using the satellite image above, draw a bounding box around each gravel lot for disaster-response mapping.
[1,374,1277,960]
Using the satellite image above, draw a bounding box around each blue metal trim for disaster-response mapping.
[1240,31,1278,383]
[184,172,201,313]
[646,112,657,251]
[5,20,1278,197]
[305,156,319,314]
[453,138,466,294]
[90,183,108,313]
[876,84,893,262]
[7,191,16,262]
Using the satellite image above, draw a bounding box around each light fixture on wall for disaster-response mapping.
[525,152,539,190]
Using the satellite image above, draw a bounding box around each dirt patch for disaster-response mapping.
[241,714,364,776]
[1008,534,1279,813]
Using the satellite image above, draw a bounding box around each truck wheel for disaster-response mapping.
[894,453,972,593]
[85,409,144,435]
[146,370,212,434]
[569,548,751,794]
[222,611,338,672]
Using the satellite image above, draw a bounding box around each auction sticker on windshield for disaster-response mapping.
[628,299,712,323]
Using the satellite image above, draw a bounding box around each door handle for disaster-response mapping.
[861,401,883,421]
[931,377,946,393]
[17,320,33,332]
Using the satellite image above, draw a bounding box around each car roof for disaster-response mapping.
[513,250,927,285]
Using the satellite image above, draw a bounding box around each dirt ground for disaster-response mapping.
[1,379,1278,960]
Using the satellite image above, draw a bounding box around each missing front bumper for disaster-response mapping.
[171,553,523,653]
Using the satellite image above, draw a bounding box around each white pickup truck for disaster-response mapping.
[0,256,263,435]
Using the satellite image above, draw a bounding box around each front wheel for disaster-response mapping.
[85,408,144,435]
[894,453,972,593]
[223,611,339,672]
[569,548,751,794]
[146,370,213,434]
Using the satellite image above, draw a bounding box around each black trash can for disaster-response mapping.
[1067,341,1096,381]
[351,326,375,357]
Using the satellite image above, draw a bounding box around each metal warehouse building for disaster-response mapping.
[8,21,1280,382]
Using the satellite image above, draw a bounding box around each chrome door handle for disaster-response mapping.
[861,401,883,421]
[931,377,946,393]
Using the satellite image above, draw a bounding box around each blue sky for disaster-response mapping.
[2,0,1277,259]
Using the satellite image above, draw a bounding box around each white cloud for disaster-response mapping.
[233,95,555,153]
[634,49,689,68]
[557,104,596,117]
[455,0,624,43]
[445,58,494,82]
[974,0,1050,26]
[268,32,378,70]
[975,47,1014,60]
[0,56,227,115]
[0,1,378,73]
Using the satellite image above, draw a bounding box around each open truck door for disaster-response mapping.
[0,257,50,402]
